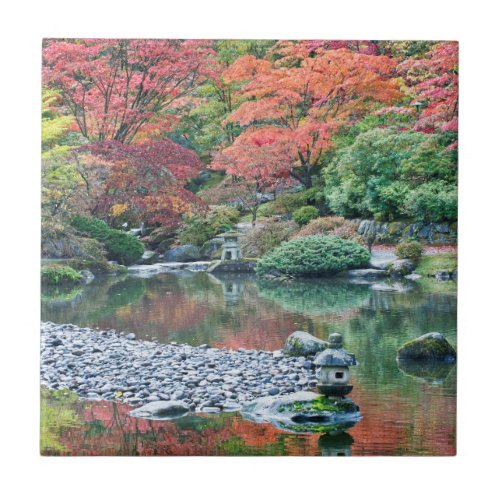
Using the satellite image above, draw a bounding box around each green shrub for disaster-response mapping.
[206,205,240,233]
[258,188,325,217]
[178,205,240,247]
[294,216,363,244]
[70,215,144,265]
[403,182,457,222]
[323,128,457,222]
[293,206,320,226]
[395,240,424,260]
[241,220,298,258]
[177,216,211,247]
[41,265,82,285]
[256,235,370,277]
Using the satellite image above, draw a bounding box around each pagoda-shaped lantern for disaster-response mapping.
[218,231,243,261]
[314,333,356,397]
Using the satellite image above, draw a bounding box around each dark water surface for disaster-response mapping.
[41,270,457,456]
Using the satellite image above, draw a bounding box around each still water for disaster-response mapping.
[41,270,457,456]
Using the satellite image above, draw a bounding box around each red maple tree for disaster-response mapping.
[398,42,458,139]
[211,127,295,224]
[81,139,205,226]
[43,39,213,143]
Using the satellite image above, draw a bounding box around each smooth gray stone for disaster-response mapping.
[129,400,190,420]
[283,331,327,357]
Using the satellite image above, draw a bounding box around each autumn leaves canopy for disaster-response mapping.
[42,39,458,227]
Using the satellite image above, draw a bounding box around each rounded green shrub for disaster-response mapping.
[292,206,320,226]
[395,240,423,260]
[256,235,370,277]
[70,215,144,265]
[104,231,145,265]
[41,265,82,285]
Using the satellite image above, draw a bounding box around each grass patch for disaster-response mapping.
[279,396,357,415]
[41,265,82,285]
[415,253,457,277]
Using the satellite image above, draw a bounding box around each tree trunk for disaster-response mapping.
[251,207,258,227]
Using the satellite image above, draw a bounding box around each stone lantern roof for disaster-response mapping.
[314,333,357,367]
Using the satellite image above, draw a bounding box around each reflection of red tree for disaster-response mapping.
[349,381,456,456]
[230,419,320,456]
[102,291,209,338]
[213,315,298,351]
[54,394,454,456]
[56,401,322,456]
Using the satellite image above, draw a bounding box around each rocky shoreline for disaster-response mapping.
[41,322,319,413]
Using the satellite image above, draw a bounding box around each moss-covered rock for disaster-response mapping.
[64,258,127,275]
[397,332,456,361]
[283,331,327,357]
[241,391,361,434]
[388,259,416,276]
[41,265,82,286]
[41,219,107,261]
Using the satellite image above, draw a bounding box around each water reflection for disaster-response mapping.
[318,432,354,456]
[41,270,457,455]
[397,358,456,384]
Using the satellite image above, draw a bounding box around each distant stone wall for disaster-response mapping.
[357,220,457,244]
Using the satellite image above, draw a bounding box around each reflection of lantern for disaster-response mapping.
[314,333,356,397]
[221,281,244,304]
[318,432,354,457]
[218,231,243,261]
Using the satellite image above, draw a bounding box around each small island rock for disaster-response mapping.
[397,332,456,361]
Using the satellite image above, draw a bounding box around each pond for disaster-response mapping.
[41,270,457,456]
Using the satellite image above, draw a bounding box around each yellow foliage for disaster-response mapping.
[109,203,129,217]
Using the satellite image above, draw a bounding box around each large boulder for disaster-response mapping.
[283,331,328,357]
[200,238,224,260]
[207,260,257,274]
[397,332,456,362]
[129,401,190,420]
[388,259,416,276]
[163,245,201,262]
[241,391,361,434]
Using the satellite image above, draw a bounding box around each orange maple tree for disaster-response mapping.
[216,44,402,188]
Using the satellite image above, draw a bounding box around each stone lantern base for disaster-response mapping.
[317,384,353,397]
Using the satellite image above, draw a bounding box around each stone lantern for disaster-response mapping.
[219,231,243,261]
[314,333,356,397]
